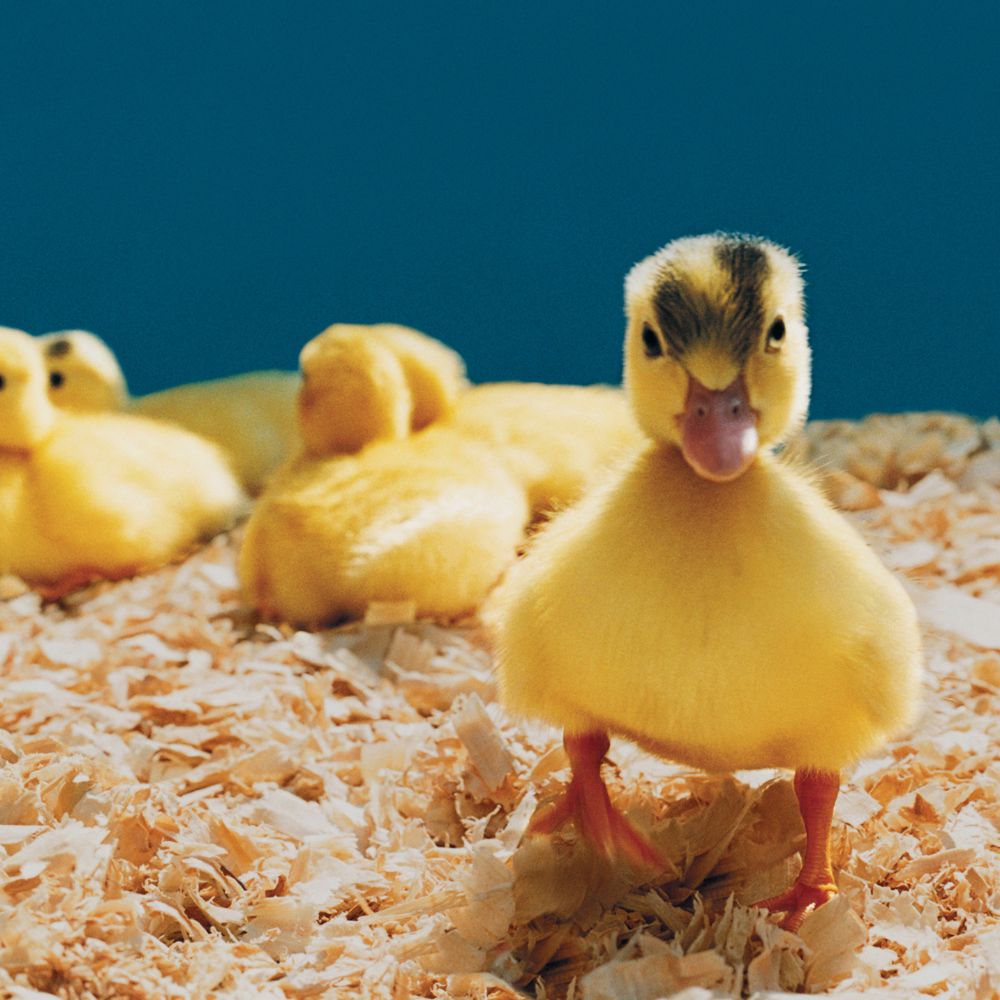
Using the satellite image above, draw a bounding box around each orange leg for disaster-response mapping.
[36,564,139,602]
[36,568,103,602]
[529,731,665,870]
[756,768,840,931]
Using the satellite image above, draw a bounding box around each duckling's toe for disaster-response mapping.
[530,731,666,871]
[755,879,838,932]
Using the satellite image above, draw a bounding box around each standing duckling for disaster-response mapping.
[493,234,922,931]
[0,327,246,596]
[240,328,527,627]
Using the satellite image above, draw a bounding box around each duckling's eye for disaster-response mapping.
[49,371,65,389]
[642,324,664,358]
[765,318,786,353]
[0,375,5,390]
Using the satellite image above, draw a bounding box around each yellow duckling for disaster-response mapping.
[449,382,641,516]
[240,328,527,627]
[0,327,246,596]
[493,234,922,931]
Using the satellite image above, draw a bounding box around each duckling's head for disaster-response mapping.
[37,329,129,411]
[298,326,412,456]
[624,233,809,481]
[0,327,57,450]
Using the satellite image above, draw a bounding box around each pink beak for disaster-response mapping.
[679,373,759,481]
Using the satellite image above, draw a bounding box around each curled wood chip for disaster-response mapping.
[452,694,515,794]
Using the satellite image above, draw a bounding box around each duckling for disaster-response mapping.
[240,329,527,627]
[38,327,299,495]
[492,234,922,931]
[449,382,641,516]
[0,327,246,595]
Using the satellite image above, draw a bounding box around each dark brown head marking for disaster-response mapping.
[713,236,768,363]
[45,338,72,359]
[651,235,770,366]
[652,276,704,357]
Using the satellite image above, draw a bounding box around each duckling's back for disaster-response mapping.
[495,445,922,773]
[450,383,641,514]
[132,372,300,493]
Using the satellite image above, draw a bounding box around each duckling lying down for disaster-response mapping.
[239,327,529,626]
[0,327,246,595]
[492,234,922,931]
[240,324,640,627]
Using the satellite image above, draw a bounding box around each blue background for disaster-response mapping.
[1,3,997,419]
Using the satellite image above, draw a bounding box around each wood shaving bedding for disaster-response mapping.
[0,415,998,999]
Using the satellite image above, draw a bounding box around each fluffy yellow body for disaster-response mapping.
[0,411,246,586]
[133,372,300,494]
[495,443,922,773]
[449,383,641,514]
[239,428,529,627]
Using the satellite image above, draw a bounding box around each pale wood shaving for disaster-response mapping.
[0,416,998,998]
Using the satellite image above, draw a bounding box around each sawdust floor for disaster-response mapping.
[1,424,999,999]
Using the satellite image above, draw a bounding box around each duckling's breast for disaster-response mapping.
[496,445,922,772]
[0,459,27,574]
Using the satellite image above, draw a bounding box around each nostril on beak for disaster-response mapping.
[696,404,707,418]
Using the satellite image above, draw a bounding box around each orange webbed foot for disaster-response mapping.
[530,731,666,871]
[755,879,838,932]
[757,768,841,932]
